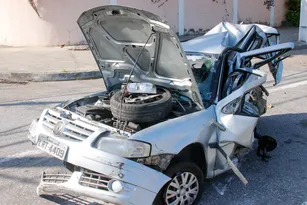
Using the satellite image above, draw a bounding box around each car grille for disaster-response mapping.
[42,109,97,141]
[42,172,71,184]
[79,169,112,191]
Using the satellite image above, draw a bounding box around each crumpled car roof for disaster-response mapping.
[182,22,279,54]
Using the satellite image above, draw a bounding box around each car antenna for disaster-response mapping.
[118,27,156,122]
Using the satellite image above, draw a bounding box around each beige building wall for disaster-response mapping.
[275,0,288,27]
[0,0,110,46]
[237,0,287,24]
[185,0,234,32]
[0,0,287,46]
[118,0,179,30]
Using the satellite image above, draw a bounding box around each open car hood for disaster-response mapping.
[78,5,204,108]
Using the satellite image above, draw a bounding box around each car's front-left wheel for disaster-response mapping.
[153,162,204,205]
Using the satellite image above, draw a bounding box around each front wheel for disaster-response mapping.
[153,162,204,205]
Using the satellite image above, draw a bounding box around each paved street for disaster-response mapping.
[1,49,307,205]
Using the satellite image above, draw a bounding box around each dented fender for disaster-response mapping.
[130,106,218,175]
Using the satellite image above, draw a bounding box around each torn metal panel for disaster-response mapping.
[182,22,279,55]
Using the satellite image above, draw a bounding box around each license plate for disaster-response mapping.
[37,135,68,160]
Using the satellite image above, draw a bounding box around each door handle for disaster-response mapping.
[210,120,226,131]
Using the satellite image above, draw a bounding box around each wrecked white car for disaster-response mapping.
[27,5,293,205]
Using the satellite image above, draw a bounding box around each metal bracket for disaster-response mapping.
[209,143,248,185]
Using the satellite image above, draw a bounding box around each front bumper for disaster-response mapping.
[37,170,158,205]
[28,109,171,205]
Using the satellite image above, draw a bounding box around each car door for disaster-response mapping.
[215,42,294,148]
[215,68,266,147]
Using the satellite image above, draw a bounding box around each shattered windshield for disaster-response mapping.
[186,52,218,104]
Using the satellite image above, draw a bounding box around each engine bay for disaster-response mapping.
[64,85,200,133]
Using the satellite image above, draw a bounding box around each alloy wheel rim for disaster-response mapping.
[165,172,199,205]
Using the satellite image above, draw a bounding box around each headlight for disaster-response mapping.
[222,97,241,114]
[94,137,151,158]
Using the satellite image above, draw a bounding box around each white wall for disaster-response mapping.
[0,0,287,46]
[299,0,307,42]
[0,0,110,46]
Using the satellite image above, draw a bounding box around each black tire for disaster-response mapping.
[153,162,204,205]
[110,88,172,123]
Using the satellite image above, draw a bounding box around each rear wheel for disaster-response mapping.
[153,162,204,205]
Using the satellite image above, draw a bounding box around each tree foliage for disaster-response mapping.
[285,0,301,26]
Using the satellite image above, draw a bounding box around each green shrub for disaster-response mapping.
[285,0,301,26]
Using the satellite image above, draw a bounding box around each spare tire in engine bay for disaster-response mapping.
[110,88,172,123]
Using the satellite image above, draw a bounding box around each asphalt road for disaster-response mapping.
[1,50,307,205]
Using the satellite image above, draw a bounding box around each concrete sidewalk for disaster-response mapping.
[279,27,307,49]
[0,27,306,83]
[0,47,99,82]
